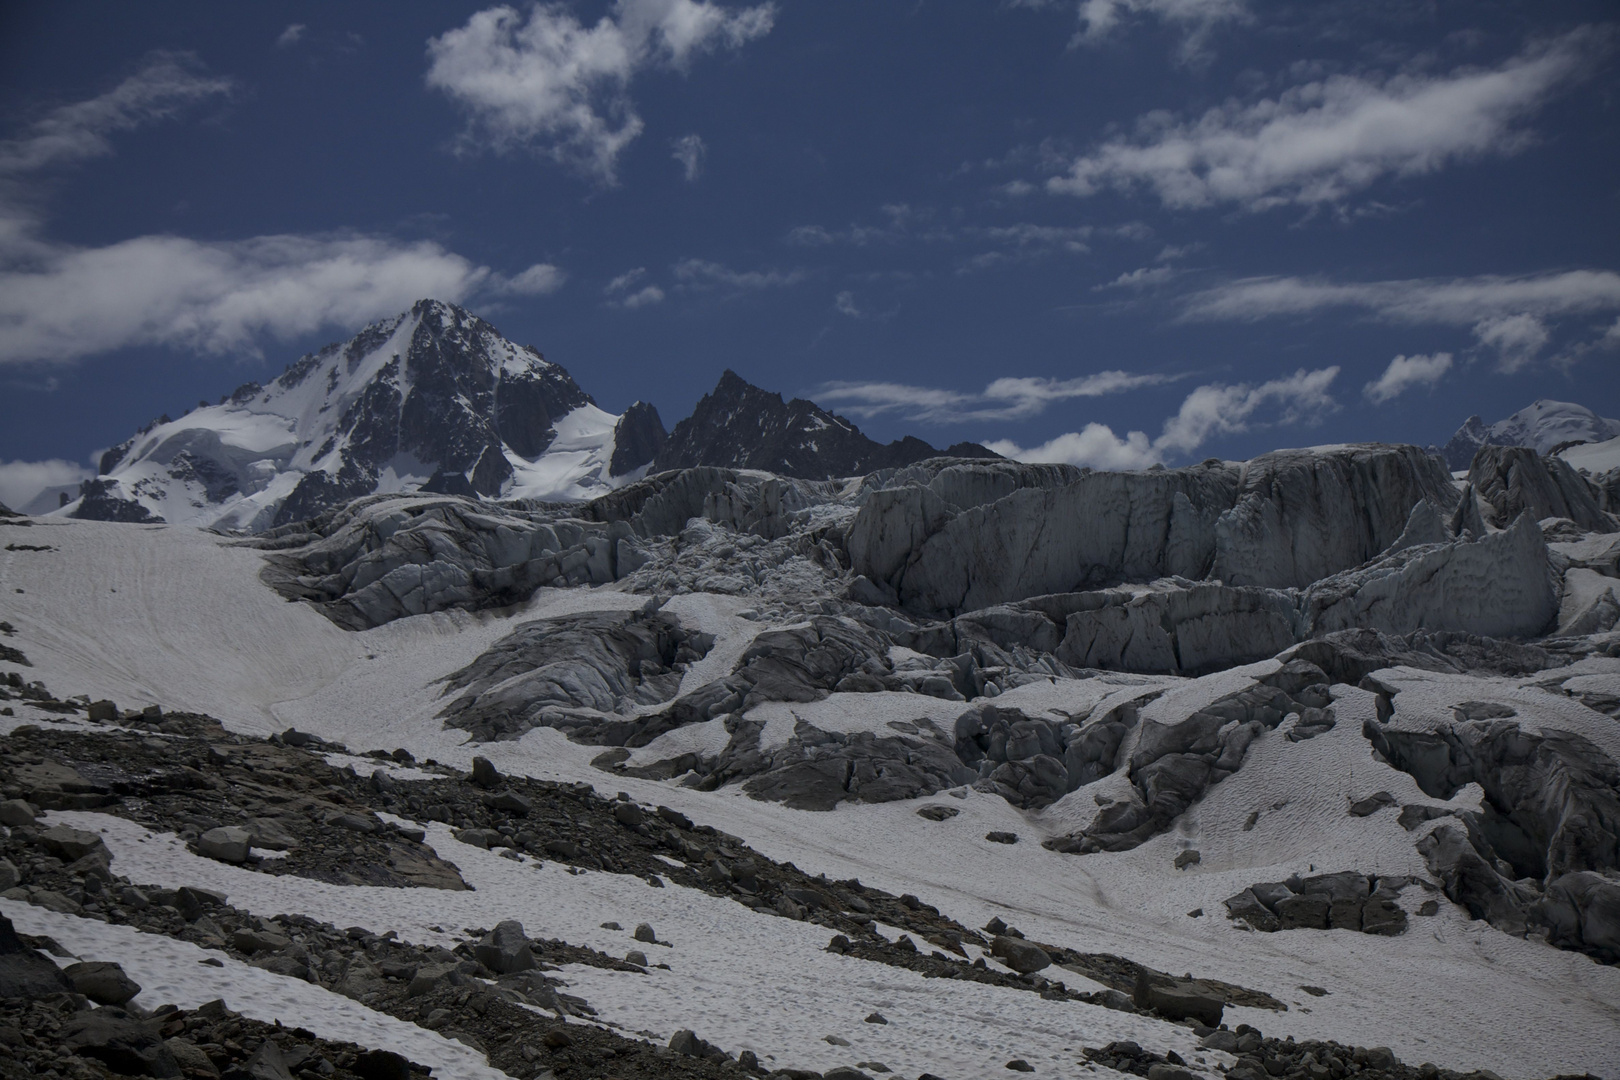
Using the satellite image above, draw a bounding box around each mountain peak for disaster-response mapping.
[654,369,997,479]
[1441,399,1620,470]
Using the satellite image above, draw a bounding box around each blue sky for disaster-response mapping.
[1,1,1617,503]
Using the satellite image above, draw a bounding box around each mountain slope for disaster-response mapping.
[655,369,998,479]
[1440,399,1620,470]
[69,300,639,531]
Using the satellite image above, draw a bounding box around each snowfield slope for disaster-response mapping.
[2,514,1619,1080]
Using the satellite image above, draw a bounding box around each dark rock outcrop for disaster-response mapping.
[654,370,997,480]
[610,401,669,477]
[1222,873,1412,936]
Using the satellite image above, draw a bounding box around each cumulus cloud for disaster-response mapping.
[1363,352,1453,404]
[817,370,1173,424]
[619,285,665,309]
[1047,29,1605,211]
[0,458,91,513]
[425,0,775,182]
[1184,268,1620,372]
[0,53,232,178]
[671,133,705,180]
[276,24,307,48]
[984,425,1159,470]
[987,365,1340,468]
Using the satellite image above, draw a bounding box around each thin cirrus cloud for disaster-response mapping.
[1363,353,1454,405]
[0,55,561,367]
[673,258,805,292]
[1011,0,1247,61]
[1045,29,1607,212]
[425,0,775,183]
[985,366,1340,469]
[816,370,1175,424]
[603,267,666,309]
[1182,269,1620,372]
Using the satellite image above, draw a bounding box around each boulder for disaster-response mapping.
[38,824,108,862]
[0,799,36,826]
[474,920,536,974]
[990,935,1050,974]
[64,961,141,1005]
[196,826,252,863]
[0,914,75,998]
[1131,971,1224,1027]
[61,1008,181,1078]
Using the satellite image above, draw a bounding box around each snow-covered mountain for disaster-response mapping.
[66,300,644,531]
[1440,399,1620,470]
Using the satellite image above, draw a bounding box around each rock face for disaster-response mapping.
[1466,445,1615,532]
[0,914,75,998]
[1222,873,1411,936]
[1440,399,1620,471]
[70,300,614,531]
[848,445,1456,615]
[609,401,668,478]
[654,369,998,480]
[1364,715,1620,962]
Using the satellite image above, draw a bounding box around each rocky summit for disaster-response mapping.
[2,320,1620,1080]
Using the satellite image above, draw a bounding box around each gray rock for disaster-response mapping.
[1348,791,1397,817]
[0,914,75,998]
[0,860,17,892]
[38,824,108,862]
[196,826,252,863]
[64,961,141,1005]
[1173,849,1201,869]
[0,799,35,826]
[625,950,648,967]
[1132,971,1224,1027]
[916,804,959,821]
[633,923,658,943]
[474,920,536,974]
[231,929,291,954]
[469,756,501,788]
[62,1008,181,1078]
[990,935,1050,974]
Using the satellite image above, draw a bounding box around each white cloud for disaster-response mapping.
[673,258,805,292]
[618,284,665,309]
[493,261,567,296]
[985,424,1160,470]
[0,53,232,177]
[1472,313,1548,373]
[835,290,860,317]
[1075,0,1247,61]
[425,0,775,182]
[605,267,647,293]
[0,234,493,365]
[276,24,306,48]
[0,458,91,512]
[1047,30,1604,211]
[1184,268,1620,371]
[671,133,705,180]
[817,370,1173,423]
[0,56,549,366]
[989,365,1340,468]
[1363,352,1453,405]
[1156,366,1339,453]
[1098,265,1175,290]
